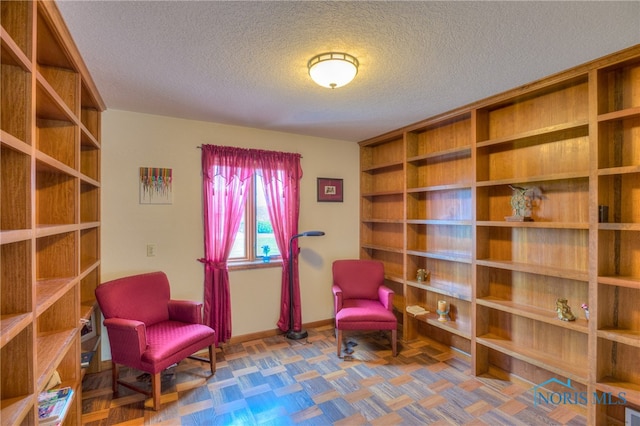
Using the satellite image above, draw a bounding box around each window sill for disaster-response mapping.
[228,259,283,271]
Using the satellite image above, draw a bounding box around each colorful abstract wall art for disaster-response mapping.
[139,167,173,204]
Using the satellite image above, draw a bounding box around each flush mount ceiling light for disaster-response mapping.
[308,52,359,89]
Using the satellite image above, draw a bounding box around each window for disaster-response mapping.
[229,174,281,262]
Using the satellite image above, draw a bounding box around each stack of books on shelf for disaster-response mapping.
[406,305,430,317]
[38,386,74,425]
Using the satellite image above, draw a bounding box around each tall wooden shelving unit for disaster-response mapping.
[1,0,104,424]
[359,44,640,424]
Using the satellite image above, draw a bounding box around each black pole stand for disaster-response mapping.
[285,231,324,340]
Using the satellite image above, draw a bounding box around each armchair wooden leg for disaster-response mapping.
[391,329,397,357]
[151,372,161,411]
[209,345,216,374]
[111,362,119,395]
[336,329,343,357]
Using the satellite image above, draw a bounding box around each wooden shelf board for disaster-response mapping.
[0,394,35,426]
[361,160,403,173]
[80,303,95,321]
[1,131,31,154]
[407,145,472,163]
[361,218,404,224]
[79,221,101,231]
[0,28,32,72]
[361,244,404,254]
[477,297,589,333]
[406,250,472,264]
[0,313,32,349]
[477,220,588,230]
[81,335,100,353]
[598,223,640,231]
[80,124,100,148]
[35,151,78,177]
[596,378,640,406]
[0,228,33,245]
[35,277,77,316]
[35,73,77,124]
[475,120,589,149]
[407,182,472,192]
[412,312,471,339]
[361,190,404,197]
[79,261,100,281]
[597,328,640,348]
[476,259,588,281]
[598,165,640,177]
[476,171,589,187]
[80,174,100,188]
[384,274,404,285]
[36,328,77,390]
[476,334,588,383]
[407,219,472,226]
[406,279,472,301]
[598,275,640,289]
[597,106,640,122]
[35,224,78,238]
[81,259,100,275]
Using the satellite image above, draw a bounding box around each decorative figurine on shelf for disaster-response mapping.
[436,300,449,322]
[581,303,590,320]
[416,269,429,282]
[261,245,271,263]
[556,298,576,321]
[505,185,542,222]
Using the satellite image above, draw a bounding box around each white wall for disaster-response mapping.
[100,109,360,357]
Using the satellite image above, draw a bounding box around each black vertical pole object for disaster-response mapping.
[286,231,325,340]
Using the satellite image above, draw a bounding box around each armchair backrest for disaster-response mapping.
[332,259,384,300]
[96,271,171,325]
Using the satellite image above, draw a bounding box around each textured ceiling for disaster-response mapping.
[57,1,640,143]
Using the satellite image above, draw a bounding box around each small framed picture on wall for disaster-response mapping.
[317,177,343,202]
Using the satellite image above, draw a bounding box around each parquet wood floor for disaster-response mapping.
[81,324,586,425]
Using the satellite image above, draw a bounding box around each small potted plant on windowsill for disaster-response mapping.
[261,245,271,263]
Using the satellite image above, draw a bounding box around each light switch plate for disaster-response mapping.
[146,243,157,257]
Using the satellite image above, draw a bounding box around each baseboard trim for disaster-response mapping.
[226,318,334,345]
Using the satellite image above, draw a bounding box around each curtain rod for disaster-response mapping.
[196,145,303,158]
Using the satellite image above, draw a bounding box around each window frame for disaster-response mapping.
[228,174,282,270]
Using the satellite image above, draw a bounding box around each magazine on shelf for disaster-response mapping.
[38,386,74,425]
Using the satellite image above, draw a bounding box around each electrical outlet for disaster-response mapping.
[146,243,157,257]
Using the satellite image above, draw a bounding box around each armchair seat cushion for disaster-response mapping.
[336,300,396,326]
[143,321,216,367]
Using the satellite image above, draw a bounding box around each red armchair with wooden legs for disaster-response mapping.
[95,271,216,410]
[332,259,398,357]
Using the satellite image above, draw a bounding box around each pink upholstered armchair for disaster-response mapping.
[95,271,216,410]
[332,259,398,357]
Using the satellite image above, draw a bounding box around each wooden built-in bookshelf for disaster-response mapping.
[1,0,104,423]
[359,44,640,424]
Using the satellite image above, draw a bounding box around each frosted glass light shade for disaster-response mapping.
[308,52,359,89]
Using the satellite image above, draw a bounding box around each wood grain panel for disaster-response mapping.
[80,183,99,223]
[599,60,640,114]
[36,118,76,168]
[0,0,33,56]
[486,80,589,139]
[1,61,31,142]
[407,188,472,221]
[1,146,31,230]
